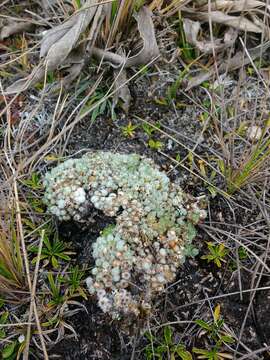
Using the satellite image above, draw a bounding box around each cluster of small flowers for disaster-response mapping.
[43,151,206,318]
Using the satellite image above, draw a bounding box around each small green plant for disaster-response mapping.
[201,242,228,268]
[193,346,232,360]
[238,246,248,260]
[0,309,9,339]
[121,122,138,138]
[60,266,87,300]
[29,233,74,269]
[22,173,45,214]
[193,305,234,359]
[35,71,57,90]
[217,118,270,194]
[27,196,45,214]
[167,68,189,101]
[228,246,248,271]
[1,340,20,360]
[144,326,192,360]
[148,139,163,150]
[47,272,66,308]
[195,305,234,344]
[80,89,115,122]
[142,122,160,137]
[0,308,23,360]
[139,64,149,75]
[21,172,42,190]
[177,12,195,62]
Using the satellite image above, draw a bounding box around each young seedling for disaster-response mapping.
[80,89,115,122]
[29,233,74,269]
[144,326,192,360]
[47,273,66,308]
[148,139,163,151]
[142,122,160,138]
[193,305,234,359]
[21,172,42,190]
[121,122,138,138]
[0,309,23,360]
[201,242,228,268]
[60,266,87,300]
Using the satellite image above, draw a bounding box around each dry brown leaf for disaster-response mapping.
[86,3,108,54]
[40,21,75,59]
[219,41,270,72]
[92,7,160,67]
[113,68,131,113]
[4,1,103,94]
[91,47,124,66]
[4,4,158,95]
[0,21,34,40]
[185,71,213,90]
[5,45,85,94]
[41,0,98,70]
[5,66,45,94]
[183,18,201,45]
[125,6,160,67]
[184,9,264,33]
[41,0,57,10]
[183,19,237,54]
[260,68,270,82]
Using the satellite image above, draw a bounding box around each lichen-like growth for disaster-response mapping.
[43,151,206,318]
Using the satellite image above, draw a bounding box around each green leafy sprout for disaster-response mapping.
[121,122,138,138]
[29,232,74,269]
[144,326,192,360]
[193,305,234,360]
[201,242,228,268]
[60,265,88,300]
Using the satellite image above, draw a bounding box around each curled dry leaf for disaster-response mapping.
[5,45,87,95]
[5,66,46,94]
[93,6,159,113]
[40,0,98,70]
[0,20,34,40]
[113,68,131,114]
[219,41,270,72]
[183,9,264,33]
[4,5,159,96]
[4,0,102,94]
[52,62,85,93]
[92,6,160,68]
[126,6,160,67]
[183,19,237,54]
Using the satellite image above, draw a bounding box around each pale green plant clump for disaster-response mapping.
[43,151,206,318]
